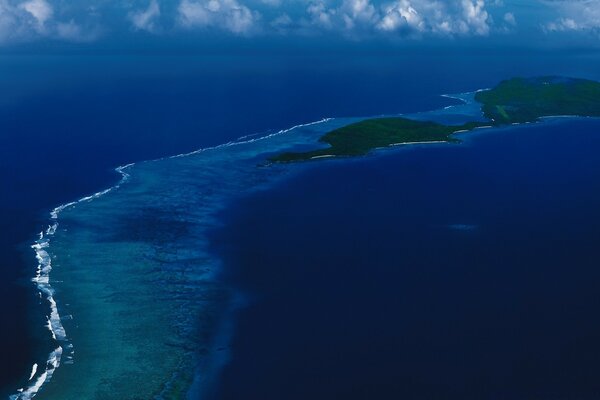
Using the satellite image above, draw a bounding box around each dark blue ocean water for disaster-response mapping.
[0,53,457,393]
[2,50,600,396]
[212,119,600,399]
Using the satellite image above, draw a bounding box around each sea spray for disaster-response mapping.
[10,97,479,398]
[10,164,133,400]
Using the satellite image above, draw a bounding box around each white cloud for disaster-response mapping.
[0,0,102,44]
[19,0,53,31]
[341,0,378,29]
[303,0,492,37]
[56,20,82,39]
[461,0,489,35]
[544,17,579,32]
[378,0,424,32]
[0,0,559,46]
[0,0,53,42]
[56,20,99,42]
[376,0,491,36]
[542,0,600,33]
[178,0,259,34]
[306,0,379,32]
[0,2,19,43]
[306,1,335,29]
[271,13,292,30]
[130,0,161,32]
[503,12,515,26]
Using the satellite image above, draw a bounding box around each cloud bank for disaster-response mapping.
[542,0,600,34]
[0,0,596,46]
[303,0,493,37]
[178,0,259,34]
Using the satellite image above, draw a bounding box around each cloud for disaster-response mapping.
[0,0,52,42]
[178,0,260,34]
[56,20,99,42]
[340,0,378,29]
[503,12,515,26]
[0,2,19,43]
[377,1,425,33]
[544,17,580,32]
[130,0,161,32]
[461,0,489,35]
[302,0,492,37]
[377,0,491,36]
[271,13,293,31]
[19,0,53,28]
[0,0,563,46]
[542,0,600,33]
[0,0,101,44]
[306,1,335,29]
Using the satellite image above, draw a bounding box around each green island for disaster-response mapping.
[270,76,600,163]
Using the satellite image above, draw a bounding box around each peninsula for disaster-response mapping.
[270,76,600,163]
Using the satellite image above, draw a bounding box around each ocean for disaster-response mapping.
[2,49,600,398]
[211,118,600,399]
[0,52,456,395]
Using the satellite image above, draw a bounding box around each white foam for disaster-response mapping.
[11,119,336,399]
[440,89,488,103]
[440,94,469,105]
[11,164,134,400]
[539,115,580,119]
[28,364,38,381]
[13,230,68,400]
[168,118,333,160]
[11,347,62,400]
[50,164,133,220]
[310,154,335,159]
[46,223,57,236]
[390,140,447,146]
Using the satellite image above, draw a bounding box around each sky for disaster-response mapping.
[0,0,598,50]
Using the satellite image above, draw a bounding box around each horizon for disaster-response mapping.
[3,2,600,399]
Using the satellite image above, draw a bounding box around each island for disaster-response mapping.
[269,76,600,163]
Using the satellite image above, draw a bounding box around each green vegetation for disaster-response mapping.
[475,76,600,124]
[270,118,485,163]
[495,105,510,120]
[270,76,600,163]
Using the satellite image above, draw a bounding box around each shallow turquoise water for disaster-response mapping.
[30,118,352,399]
[21,96,484,399]
[0,53,467,396]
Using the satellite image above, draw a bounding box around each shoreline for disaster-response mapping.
[10,92,482,400]
[11,118,335,399]
[375,115,596,157]
[10,164,133,400]
[15,88,595,399]
[206,117,600,400]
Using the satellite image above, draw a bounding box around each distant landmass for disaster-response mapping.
[270,76,600,163]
